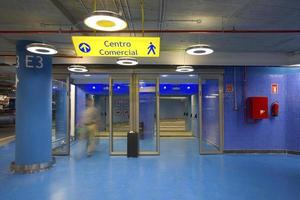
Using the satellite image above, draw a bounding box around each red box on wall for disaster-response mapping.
[247,97,269,119]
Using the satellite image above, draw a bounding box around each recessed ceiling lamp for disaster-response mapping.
[84,10,127,31]
[176,66,194,73]
[68,65,88,73]
[26,43,58,55]
[185,44,214,56]
[116,57,138,66]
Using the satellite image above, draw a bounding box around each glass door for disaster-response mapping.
[136,75,160,155]
[109,75,131,155]
[199,74,224,154]
[52,75,70,156]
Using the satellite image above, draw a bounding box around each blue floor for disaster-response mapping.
[1,139,300,200]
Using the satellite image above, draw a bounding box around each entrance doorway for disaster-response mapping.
[69,73,224,156]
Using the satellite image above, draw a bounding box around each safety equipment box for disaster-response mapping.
[247,97,268,119]
[127,131,139,157]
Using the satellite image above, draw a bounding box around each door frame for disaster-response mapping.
[69,70,225,156]
[198,74,224,155]
[52,74,71,156]
[109,74,132,156]
[109,74,160,156]
[135,74,160,155]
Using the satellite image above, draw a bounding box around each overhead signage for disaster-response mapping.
[72,36,160,57]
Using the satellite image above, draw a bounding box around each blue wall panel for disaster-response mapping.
[224,67,287,150]
[286,71,300,151]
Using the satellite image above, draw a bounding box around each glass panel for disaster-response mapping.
[81,83,109,138]
[73,75,108,157]
[96,93,109,138]
[52,80,68,155]
[159,74,198,138]
[139,79,157,152]
[200,79,220,153]
[112,79,130,153]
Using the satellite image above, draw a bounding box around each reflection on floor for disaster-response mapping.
[1,139,300,199]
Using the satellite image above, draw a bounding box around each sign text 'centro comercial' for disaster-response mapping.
[72,36,160,57]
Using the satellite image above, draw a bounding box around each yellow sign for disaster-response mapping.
[72,36,160,57]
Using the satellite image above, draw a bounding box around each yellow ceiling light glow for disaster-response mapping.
[97,20,116,27]
[84,10,127,31]
[186,44,214,56]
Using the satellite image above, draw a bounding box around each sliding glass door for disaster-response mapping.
[136,75,160,155]
[109,74,160,156]
[199,74,224,154]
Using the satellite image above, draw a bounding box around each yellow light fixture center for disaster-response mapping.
[96,20,116,27]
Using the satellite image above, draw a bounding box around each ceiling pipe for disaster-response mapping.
[124,0,136,36]
[1,29,300,34]
[158,0,166,36]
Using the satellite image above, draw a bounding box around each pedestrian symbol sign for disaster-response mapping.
[79,43,91,53]
[72,36,160,57]
[147,42,156,55]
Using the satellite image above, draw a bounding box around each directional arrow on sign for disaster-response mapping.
[79,43,91,53]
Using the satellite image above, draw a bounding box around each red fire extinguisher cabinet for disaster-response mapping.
[247,97,269,119]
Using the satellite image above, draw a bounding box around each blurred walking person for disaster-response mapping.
[79,96,100,157]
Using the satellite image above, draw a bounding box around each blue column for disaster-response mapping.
[12,40,53,173]
[54,81,67,139]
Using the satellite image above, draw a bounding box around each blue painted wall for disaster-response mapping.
[285,69,300,151]
[224,67,300,151]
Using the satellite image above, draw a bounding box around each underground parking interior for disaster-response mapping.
[1,0,300,200]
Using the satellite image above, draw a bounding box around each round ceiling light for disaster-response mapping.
[176,66,194,73]
[68,65,88,73]
[116,57,138,66]
[185,44,214,56]
[84,10,127,31]
[26,43,58,55]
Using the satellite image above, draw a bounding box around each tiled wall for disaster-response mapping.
[286,70,300,151]
[224,67,290,150]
